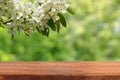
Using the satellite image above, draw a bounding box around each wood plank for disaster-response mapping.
[0,62,120,80]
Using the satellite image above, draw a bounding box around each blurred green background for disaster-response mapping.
[0,0,120,61]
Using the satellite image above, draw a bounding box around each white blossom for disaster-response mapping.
[0,0,70,35]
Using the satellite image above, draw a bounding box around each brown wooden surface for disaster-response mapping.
[0,62,120,80]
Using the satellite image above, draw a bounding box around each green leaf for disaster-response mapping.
[55,20,60,33]
[41,28,49,37]
[11,34,14,39]
[47,18,56,31]
[36,27,41,34]
[67,7,75,15]
[24,32,29,37]
[58,13,67,27]
[17,26,21,34]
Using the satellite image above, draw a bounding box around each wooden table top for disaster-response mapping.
[0,62,120,80]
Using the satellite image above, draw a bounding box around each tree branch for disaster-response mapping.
[3,19,13,24]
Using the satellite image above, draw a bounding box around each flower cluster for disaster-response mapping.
[0,0,73,37]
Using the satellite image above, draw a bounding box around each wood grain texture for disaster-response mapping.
[0,62,120,80]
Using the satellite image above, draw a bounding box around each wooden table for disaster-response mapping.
[0,62,120,80]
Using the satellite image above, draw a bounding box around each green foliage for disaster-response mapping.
[67,0,120,61]
[67,7,75,15]
[48,18,56,31]
[35,13,68,37]
[58,13,67,28]
[55,20,60,33]
[0,0,120,61]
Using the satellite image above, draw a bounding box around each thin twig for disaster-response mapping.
[3,19,13,24]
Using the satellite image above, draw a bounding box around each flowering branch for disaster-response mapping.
[0,0,74,37]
